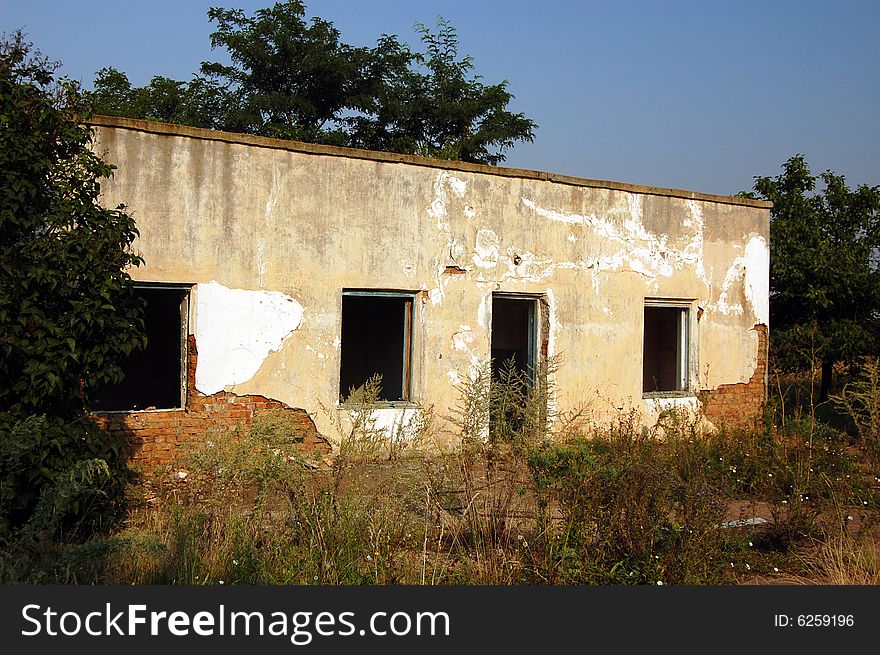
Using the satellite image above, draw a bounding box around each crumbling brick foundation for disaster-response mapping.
[699,324,768,429]
[91,335,330,467]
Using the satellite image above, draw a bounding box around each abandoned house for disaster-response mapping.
[88,116,771,466]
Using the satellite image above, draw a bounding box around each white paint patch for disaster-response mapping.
[521,197,597,226]
[473,228,500,268]
[447,175,467,197]
[744,235,770,325]
[714,262,746,316]
[427,171,468,231]
[706,235,770,324]
[256,239,267,288]
[476,291,492,329]
[195,281,303,395]
[643,395,702,427]
[545,288,558,359]
[348,407,423,440]
[452,327,476,352]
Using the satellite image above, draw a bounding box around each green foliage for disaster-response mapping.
[89,67,233,130]
[1,32,146,418]
[525,414,728,584]
[0,414,130,581]
[0,33,141,558]
[88,2,536,165]
[346,17,537,165]
[746,155,880,397]
[832,357,880,465]
[201,0,377,143]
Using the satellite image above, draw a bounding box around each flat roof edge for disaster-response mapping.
[87,115,772,209]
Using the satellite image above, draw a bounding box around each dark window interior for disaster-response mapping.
[643,305,686,393]
[339,294,412,402]
[491,296,535,381]
[93,287,187,411]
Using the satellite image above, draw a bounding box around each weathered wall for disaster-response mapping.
[91,336,330,466]
[90,116,770,453]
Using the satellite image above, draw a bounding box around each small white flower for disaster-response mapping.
[768,473,773,477]
[773,567,779,572]
[745,564,751,570]
[863,501,869,506]
[219,580,224,585]
[748,541,753,547]
[656,581,663,586]
[232,559,238,566]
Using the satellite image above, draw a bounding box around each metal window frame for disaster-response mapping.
[643,298,694,396]
[340,289,417,405]
[491,292,540,381]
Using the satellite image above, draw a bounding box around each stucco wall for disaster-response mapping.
[90,116,770,449]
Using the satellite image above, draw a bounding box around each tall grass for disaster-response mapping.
[5,358,879,585]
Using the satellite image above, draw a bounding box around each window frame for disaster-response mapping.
[490,292,541,383]
[94,282,191,413]
[338,289,417,406]
[642,298,694,397]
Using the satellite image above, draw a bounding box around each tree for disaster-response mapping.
[346,18,536,165]
[90,67,234,130]
[0,33,145,536]
[88,1,537,165]
[200,0,378,143]
[747,155,880,400]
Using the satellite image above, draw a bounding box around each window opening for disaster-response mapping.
[643,302,690,393]
[93,285,189,410]
[339,291,414,402]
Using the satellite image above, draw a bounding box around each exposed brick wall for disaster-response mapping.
[699,324,768,429]
[91,335,330,467]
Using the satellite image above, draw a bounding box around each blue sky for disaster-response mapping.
[3,0,878,196]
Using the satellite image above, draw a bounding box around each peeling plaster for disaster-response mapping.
[452,326,476,352]
[476,291,491,329]
[346,407,423,440]
[545,288,558,359]
[643,395,702,425]
[195,281,303,394]
[521,195,709,287]
[427,171,468,231]
[706,235,770,324]
[473,228,500,268]
[256,239,267,288]
[744,236,770,325]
